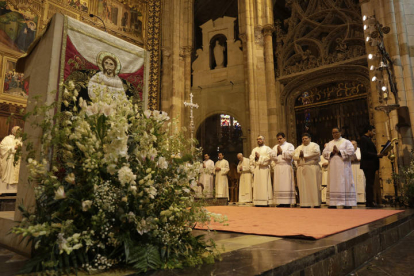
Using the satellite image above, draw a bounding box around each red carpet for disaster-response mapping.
[195,206,404,239]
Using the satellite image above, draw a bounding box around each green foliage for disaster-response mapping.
[393,150,414,207]
[12,82,223,274]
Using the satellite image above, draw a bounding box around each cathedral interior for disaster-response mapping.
[0,0,413,275]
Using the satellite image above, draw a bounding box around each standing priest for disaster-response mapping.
[323,127,356,209]
[249,135,273,206]
[271,132,295,207]
[351,140,366,203]
[198,153,215,198]
[0,126,22,192]
[293,133,321,208]
[237,153,253,203]
[215,152,229,200]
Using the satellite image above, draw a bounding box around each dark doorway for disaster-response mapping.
[294,81,370,147]
[196,114,243,165]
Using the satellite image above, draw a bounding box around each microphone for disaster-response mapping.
[89,14,107,32]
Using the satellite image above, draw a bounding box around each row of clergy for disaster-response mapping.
[196,130,366,208]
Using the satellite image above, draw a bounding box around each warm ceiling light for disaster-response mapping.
[368,54,374,59]
[382,86,387,91]
[366,37,370,42]
[372,76,377,81]
[363,15,367,21]
[370,65,375,70]
[364,25,368,30]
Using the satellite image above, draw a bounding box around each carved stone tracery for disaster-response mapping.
[275,0,366,77]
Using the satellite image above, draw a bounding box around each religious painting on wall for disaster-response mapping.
[1,57,29,99]
[60,16,148,110]
[0,1,38,53]
[96,0,145,42]
[67,0,89,13]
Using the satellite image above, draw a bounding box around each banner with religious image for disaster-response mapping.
[60,16,148,109]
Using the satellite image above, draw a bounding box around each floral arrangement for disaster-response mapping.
[12,82,224,273]
[393,150,414,207]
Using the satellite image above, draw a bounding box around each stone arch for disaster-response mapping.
[281,65,372,146]
[196,112,245,164]
[195,109,247,135]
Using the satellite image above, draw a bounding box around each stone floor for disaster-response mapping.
[0,206,412,276]
[350,231,414,276]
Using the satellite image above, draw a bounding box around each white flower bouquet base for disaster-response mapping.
[12,82,225,274]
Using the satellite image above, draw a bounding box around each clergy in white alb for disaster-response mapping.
[351,140,366,203]
[249,135,273,206]
[237,153,253,203]
[0,126,22,192]
[319,143,329,203]
[271,132,295,206]
[322,128,356,208]
[197,154,215,198]
[215,152,229,199]
[293,133,321,208]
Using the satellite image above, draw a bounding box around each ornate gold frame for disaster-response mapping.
[146,0,161,110]
[0,56,28,106]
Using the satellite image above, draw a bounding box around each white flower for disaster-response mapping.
[107,164,117,175]
[82,200,93,211]
[68,81,75,90]
[153,110,170,122]
[144,110,152,118]
[148,148,157,161]
[157,157,168,169]
[101,104,114,117]
[65,173,75,184]
[118,166,136,186]
[54,186,66,200]
[85,104,99,116]
[148,186,157,199]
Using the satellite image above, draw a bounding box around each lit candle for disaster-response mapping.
[385,122,390,140]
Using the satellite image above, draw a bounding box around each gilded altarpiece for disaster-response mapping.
[0,0,161,109]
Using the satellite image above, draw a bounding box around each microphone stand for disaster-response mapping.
[89,14,107,32]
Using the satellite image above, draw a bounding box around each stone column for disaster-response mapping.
[181,45,193,135]
[239,0,270,149]
[160,0,193,131]
[361,0,414,198]
[263,24,278,147]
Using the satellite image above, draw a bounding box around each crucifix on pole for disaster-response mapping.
[184,93,199,148]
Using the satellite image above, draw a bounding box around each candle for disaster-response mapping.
[385,121,390,140]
